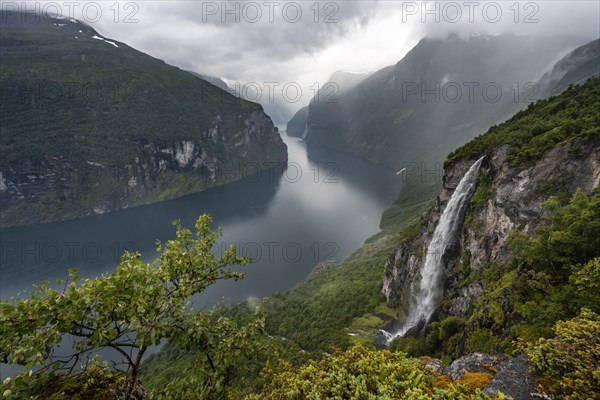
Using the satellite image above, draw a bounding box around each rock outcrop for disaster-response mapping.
[383,133,600,322]
[423,353,543,400]
[0,109,286,227]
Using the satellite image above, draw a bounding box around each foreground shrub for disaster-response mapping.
[525,309,600,399]
[245,345,492,399]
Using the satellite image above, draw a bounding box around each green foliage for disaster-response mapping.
[458,188,600,356]
[263,239,395,351]
[524,309,600,400]
[391,317,467,360]
[514,188,600,279]
[145,316,267,400]
[464,330,501,355]
[0,365,145,400]
[0,215,264,400]
[390,336,430,358]
[140,304,310,399]
[245,345,491,400]
[470,172,493,209]
[447,78,600,167]
[571,258,600,313]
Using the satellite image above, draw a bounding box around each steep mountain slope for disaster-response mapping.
[285,105,309,137]
[0,12,287,227]
[286,70,371,137]
[537,38,600,97]
[138,81,600,400]
[383,78,600,357]
[302,33,587,170]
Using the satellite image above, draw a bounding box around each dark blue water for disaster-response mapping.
[0,134,402,307]
[0,133,404,377]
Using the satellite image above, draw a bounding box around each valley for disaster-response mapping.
[1,4,599,400]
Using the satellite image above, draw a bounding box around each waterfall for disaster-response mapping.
[386,156,485,342]
[301,124,308,139]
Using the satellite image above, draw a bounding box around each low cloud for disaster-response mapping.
[4,1,599,122]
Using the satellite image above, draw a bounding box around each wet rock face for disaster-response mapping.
[464,136,600,270]
[382,135,600,319]
[382,239,423,309]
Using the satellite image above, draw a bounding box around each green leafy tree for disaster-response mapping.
[0,215,264,399]
[571,258,600,313]
[524,309,600,399]
[515,188,600,279]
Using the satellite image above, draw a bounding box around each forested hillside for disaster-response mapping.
[0,12,286,227]
[144,79,598,398]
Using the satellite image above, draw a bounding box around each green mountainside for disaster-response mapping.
[1,17,598,399]
[0,12,287,227]
[537,38,600,97]
[140,78,600,400]
[1,77,598,397]
[286,70,371,137]
[387,77,599,354]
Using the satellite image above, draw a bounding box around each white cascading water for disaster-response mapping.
[384,156,485,342]
[301,123,309,139]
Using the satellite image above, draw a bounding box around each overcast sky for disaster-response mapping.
[9,1,600,118]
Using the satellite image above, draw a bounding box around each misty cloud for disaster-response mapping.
[5,1,598,122]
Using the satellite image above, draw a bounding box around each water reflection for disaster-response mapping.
[0,134,402,307]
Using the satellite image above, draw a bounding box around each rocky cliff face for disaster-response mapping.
[422,352,542,400]
[286,106,309,138]
[286,70,370,137]
[383,134,600,320]
[0,109,286,227]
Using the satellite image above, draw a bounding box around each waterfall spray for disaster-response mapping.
[385,156,485,342]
